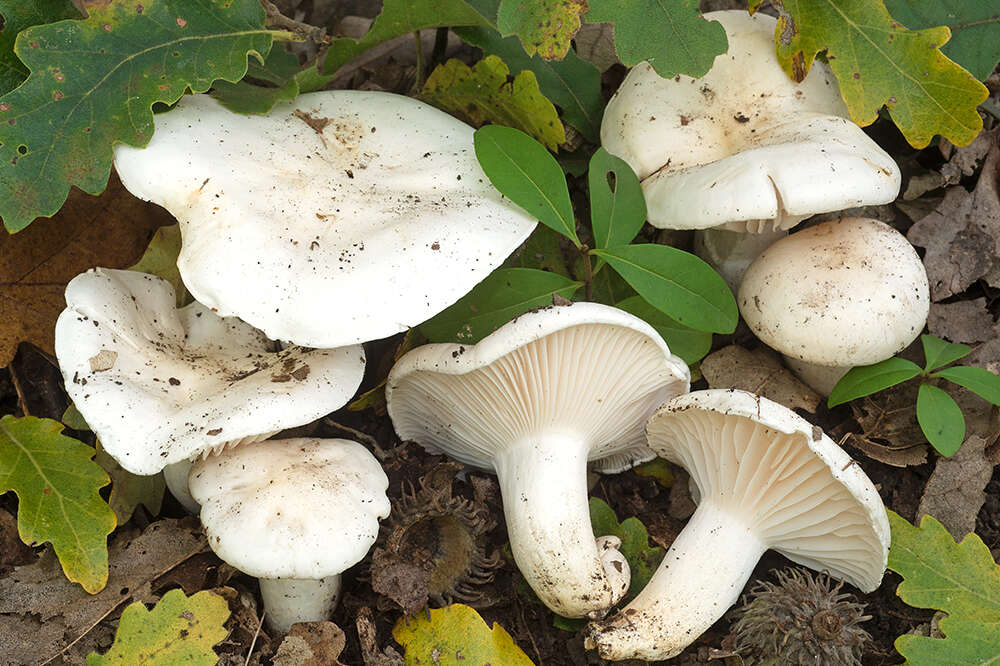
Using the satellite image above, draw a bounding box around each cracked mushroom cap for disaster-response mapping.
[188,438,390,579]
[648,389,890,591]
[738,218,929,367]
[600,10,900,232]
[113,91,537,347]
[55,268,366,475]
[385,302,690,473]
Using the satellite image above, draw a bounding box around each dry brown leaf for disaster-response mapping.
[847,380,930,467]
[907,139,1000,301]
[927,298,997,344]
[700,345,821,413]
[273,621,347,666]
[917,434,994,540]
[903,129,998,200]
[572,22,619,72]
[0,175,173,367]
[846,437,928,467]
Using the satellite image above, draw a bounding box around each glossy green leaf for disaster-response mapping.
[921,333,971,372]
[0,0,275,232]
[586,0,728,78]
[932,365,1000,406]
[474,125,579,244]
[883,0,1000,81]
[827,357,923,407]
[420,268,581,343]
[589,148,646,250]
[616,295,712,365]
[209,46,301,114]
[585,263,634,305]
[321,0,492,75]
[422,55,565,150]
[591,244,737,333]
[456,26,603,140]
[508,224,575,277]
[393,604,535,666]
[888,511,1000,664]
[589,498,665,601]
[87,589,230,665]
[0,0,78,94]
[496,0,585,59]
[0,415,115,592]
[916,383,965,457]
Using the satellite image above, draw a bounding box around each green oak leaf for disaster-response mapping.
[586,0,728,78]
[751,0,988,147]
[422,55,565,150]
[210,46,301,115]
[87,589,230,665]
[393,603,535,665]
[420,268,581,343]
[883,0,1000,81]
[0,415,115,593]
[496,0,586,60]
[589,497,665,601]
[916,383,965,457]
[0,0,79,94]
[888,511,1000,664]
[456,26,603,141]
[0,0,275,232]
[827,357,923,407]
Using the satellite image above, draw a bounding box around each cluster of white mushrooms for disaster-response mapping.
[53,8,920,661]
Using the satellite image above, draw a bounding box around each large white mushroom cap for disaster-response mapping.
[586,389,890,661]
[600,10,900,232]
[386,302,690,618]
[113,91,538,347]
[738,217,930,367]
[55,268,366,475]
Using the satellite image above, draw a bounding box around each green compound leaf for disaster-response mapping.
[87,589,231,665]
[0,0,275,232]
[0,0,79,94]
[933,365,1000,406]
[883,0,1000,81]
[752,0,988,148]
[592,244,737,334]
[616,295,711,365]
[887,511,1000,664]
[420,267,581,343]
[916,383,965,457]
[496,0,586,60]
[589,497,665,602]
[589,148,646,250]
[921,333,971,372]
[393,603,535,666]
[474,125,579,245]
[456,26,603,141]
[586,0,728,78]
[422,55,565,151]
[0,415,115,593]
[827,357,923,408]
[210,46,301,115]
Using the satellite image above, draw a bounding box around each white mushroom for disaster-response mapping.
[189,438,390,634]
[738,218,930,395]
[600,10,900,289]
[54,268,365,506]
[585,389,890,661]
[386,302,690,618]
[113,91,537,348]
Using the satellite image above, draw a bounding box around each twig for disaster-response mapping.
[323,418,389,459]
[244,610,266,666]
[413,31,425,91]
[8,363,30,416]
[581,246,594,301]
[259,0,329,44]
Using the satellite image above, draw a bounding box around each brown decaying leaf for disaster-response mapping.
[917,434,995,541]
[847,380,928,467]
[700,345,820,413]
[273,621,347,666]
[927,298,997,344]
[356,605,404,666]
[903,128,998,200]
[572,22,619,72]
[0,517,207,665]
[0,507,35,571]
[0,174,173,367]
[907,138,1000,302]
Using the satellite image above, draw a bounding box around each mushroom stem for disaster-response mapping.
[162,459,199,514]
[585,501,766,661]
[782,356,850,397]
[495,434,630,619]
[693,227,787,292]
[258,575,341,635]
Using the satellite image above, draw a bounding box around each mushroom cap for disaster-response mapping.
[113,91,537,347]
[55,268,366,475]
[386,302,690,474]
[647,389,889,591]
[189,438,390,579]
[738,218,929,367]
[600,10,900,232]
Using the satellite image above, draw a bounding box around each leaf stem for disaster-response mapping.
[414,31,425,91]
[582,245,594,301]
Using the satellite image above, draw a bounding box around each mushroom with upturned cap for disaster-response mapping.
[585,389,890,661]
[738,217,930,395]
[113,91,538,348]
[189,438,390,634]
[386,302,690,618]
